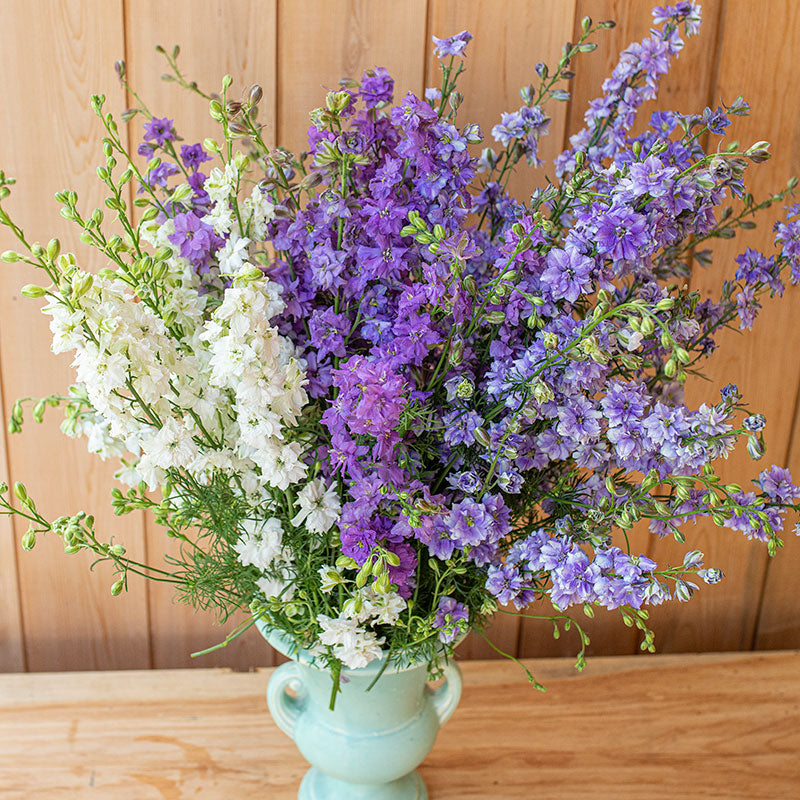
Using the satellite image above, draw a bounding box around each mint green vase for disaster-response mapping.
[258,622,462,800]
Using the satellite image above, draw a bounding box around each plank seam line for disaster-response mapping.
[0,288,28,672]
[120,0,155,672]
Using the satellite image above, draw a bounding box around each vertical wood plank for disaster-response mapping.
[0,366,25,672]
[123,0,280,669]
[425,0,577,659]
[0,0,151,671]
[647,0,800,653]
[719,0,800,653]
[277,0,429,158]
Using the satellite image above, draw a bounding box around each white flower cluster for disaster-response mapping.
[317,614,385,670]
[43,230,307,499]
[37,152,332,627]
[203,160,275,241]
[201,275,308,491]
[315,586,407,669]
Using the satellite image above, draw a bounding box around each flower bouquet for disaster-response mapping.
[1,1,799,795]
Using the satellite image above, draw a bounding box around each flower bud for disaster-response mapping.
[21,528,36,551]
[110,579,125,596]
[1,250,21,262]
[21,284,46,298]
[248,84,263,105]
[473,427,490,447]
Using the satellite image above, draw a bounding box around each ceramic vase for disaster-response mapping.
[258,622,462,800]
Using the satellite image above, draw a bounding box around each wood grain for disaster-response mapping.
[123,0,280,670]
[0,351,25,672]
[731,0,800,652]
[1,652,798,798]
[647,0,800,654]
[277,0,429,157]
[0,0,151,671]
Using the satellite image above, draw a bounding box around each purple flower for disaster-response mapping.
[626,155,678,198]
[736,285,761,330]
[433,596,469,643]
[143,116,176,146]
[447,498,492,547]
[309,309,350,360]
[360,67,394,107]
[557,397,602,443]
[431,30,473,59]
[595,207,650,262]
[167,212,219,271]
[541,247,594,304]
[485,563,535,609]
[758,465,798,504]
[139,162,179,193]
[180,143,211,171]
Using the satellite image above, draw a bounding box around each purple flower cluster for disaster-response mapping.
[137,4,800,654]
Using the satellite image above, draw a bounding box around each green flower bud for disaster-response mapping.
[1,250,21,262]
[13,482,27,502]
[473,427,491,447]
[21,528,36,551]
[209,99,223,121]
[110,579,125,596]
[21,284,46,298]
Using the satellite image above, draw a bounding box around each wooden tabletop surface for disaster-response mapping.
[1,650,799,799]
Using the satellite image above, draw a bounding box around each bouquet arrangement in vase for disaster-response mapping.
[0,0,797,721]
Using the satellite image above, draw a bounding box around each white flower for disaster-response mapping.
[141,417,199,471]
[257,441,307,490]
[291,478,341,533]
[243,186,275,239]
[362,589,407,626]
[233,517,284,571]
[256,573,295,601]
[343,587,407,626]
[317,613,385,669]
[216,236,251,275]
[204,163,239,205]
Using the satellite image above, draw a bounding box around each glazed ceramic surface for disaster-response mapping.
[258,622,462,800]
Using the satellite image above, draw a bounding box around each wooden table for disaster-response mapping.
[1,651,799,799]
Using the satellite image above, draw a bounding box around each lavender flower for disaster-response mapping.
[432,31,473,58]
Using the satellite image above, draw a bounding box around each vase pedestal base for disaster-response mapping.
[299,767,428,799]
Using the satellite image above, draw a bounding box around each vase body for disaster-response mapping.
[258,622,462,800]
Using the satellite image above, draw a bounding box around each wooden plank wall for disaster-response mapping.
[1,0,799,672]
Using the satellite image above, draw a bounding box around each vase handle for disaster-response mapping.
[266,661,307,738]
[429,660,462,728]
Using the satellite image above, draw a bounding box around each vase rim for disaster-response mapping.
[255,616,464,676]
